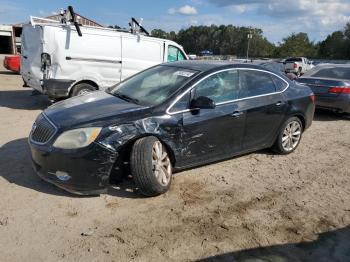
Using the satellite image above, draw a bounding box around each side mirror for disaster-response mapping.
[190,96,216,110]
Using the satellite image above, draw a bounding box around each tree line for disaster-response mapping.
[150,23,350,59]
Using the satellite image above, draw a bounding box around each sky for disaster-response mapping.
[1,0,350,43]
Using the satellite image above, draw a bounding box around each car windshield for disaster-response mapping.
[108,65,198,106]
[303,66,350,80]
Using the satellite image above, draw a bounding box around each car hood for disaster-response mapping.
[44,91,149,129]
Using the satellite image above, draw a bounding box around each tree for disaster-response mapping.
[275,33,317,58]
[151,29,169,39]
[318,31,346,59]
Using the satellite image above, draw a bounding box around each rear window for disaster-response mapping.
[286,57,303,62]
[306,67,350,80]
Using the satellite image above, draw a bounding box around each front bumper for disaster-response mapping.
[315,94,350,113]
[43,79,75,98]
[29,141,117,195]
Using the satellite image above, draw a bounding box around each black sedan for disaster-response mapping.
[297,64,350,114]
[29,61,315,196]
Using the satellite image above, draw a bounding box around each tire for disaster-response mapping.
[272,117,303,154]
[71,83,96,97]
[131,136,172,196]
[296,67,302,77]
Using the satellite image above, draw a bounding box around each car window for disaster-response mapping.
[168,45,186,62]
[271,74,288,91]
[168,92,190,113]
[193,70,239,104]
[286,57,303,62]
[239,70,277,98]
[308,67,350,79]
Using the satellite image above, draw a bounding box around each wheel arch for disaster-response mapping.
[117,134,177,167]
[69,80,99,95]
[292,113,306,130]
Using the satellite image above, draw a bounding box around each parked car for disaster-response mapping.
[284,57,314,77]
[21,14,187,100]
[28,61,315,196]
[3,55,20,73]
[297,64,350,114]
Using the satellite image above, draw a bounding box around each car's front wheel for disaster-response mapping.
[131,136,172,196]
[273,117,303,154]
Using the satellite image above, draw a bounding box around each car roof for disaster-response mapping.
[165,60,267,72]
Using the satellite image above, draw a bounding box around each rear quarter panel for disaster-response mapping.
[283,82,315,129]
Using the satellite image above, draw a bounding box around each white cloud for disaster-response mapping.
[168,5,198,15]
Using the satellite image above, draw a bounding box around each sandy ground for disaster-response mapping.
[0,58,349,262]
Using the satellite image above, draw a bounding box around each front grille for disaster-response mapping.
[30,114,57,144]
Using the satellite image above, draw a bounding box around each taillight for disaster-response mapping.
[293,63,298,69]
[309,94,316,103]
[328,87,350,94]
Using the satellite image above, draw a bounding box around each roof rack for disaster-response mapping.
[29,6,150,37]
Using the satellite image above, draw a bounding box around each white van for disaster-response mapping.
[21,16,187,99]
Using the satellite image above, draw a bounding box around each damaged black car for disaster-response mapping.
[29,61,315,196]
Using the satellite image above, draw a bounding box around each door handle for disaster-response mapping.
[232,111,244,117]
[275,101,284,106]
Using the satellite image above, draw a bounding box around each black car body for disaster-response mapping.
[297,64,350,114]
[29,61,315,196]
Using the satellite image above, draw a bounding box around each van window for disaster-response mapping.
[168,46,186,62]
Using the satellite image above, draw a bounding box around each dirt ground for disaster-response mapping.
[0,57,349,262]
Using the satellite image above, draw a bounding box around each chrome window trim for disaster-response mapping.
[29,113,58,145]
[166,68,289,115]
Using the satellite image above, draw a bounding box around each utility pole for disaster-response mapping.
[246,30,253,62]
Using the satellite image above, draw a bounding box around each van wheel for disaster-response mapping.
[131,136,172,197]
[71,83,96,97]
[272,117,303,154]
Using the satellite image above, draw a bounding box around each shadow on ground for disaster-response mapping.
[0,90,50,110]
[198,225,350,262]
[0,70,19,75]
[313,109,349,121]
[0,137,143,198]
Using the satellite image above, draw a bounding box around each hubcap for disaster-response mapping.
[282,121,302,151]
[77,89,91,96]
[152,141,172,186]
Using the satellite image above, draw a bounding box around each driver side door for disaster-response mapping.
[177,69,246,167]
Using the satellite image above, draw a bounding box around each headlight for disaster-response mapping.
[53,127,102,149]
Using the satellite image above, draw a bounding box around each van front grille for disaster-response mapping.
[30,114,57,144]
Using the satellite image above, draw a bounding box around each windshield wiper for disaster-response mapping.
[112,92,140,105]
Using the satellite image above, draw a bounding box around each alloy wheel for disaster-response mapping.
[282,120,302,151]
[152,141,172,186]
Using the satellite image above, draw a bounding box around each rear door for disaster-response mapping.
[21,24,44,91]
[239,69,289,151]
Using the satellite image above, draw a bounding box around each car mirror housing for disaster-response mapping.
[190,96,216,110]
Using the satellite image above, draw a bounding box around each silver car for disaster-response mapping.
[297,64,350,114]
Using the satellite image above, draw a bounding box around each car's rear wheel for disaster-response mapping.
[71,83,96,97]
[273,117,303,154]
[131,136,172,196]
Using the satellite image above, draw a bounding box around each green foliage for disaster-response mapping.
[274,33,318,58]
[152,25,275,57]
[151,23,350,59]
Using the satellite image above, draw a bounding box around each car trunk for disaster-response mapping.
[20,24,44,91]
[297,77,346,97]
